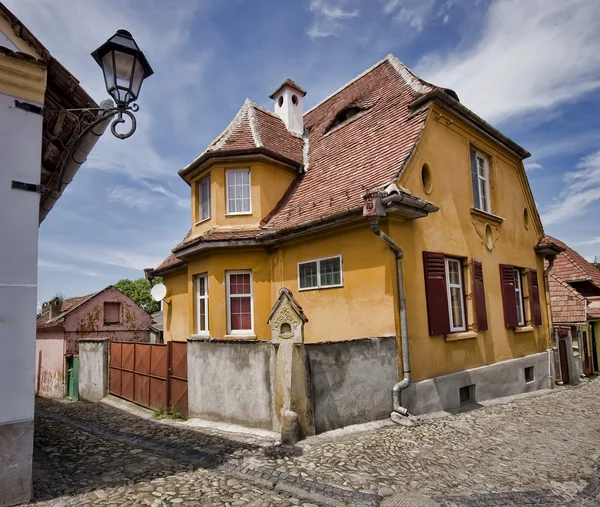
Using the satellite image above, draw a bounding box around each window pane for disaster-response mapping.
[299,262,318,289]
[450,287,464,328]
[199,299,206,331]
[227,170,250,213]
[200,178,210,220]
[447,260,461,285]
[477,156,486,177]
[198,276,205,295]
[320,257,341,286]
[230,296,251,330]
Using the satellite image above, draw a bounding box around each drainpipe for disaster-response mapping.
[369,218,411,416]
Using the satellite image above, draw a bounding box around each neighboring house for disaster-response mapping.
[0,4,107,505]
[547,236,600,383]
[36,286,152,399]
[150,54,560,436]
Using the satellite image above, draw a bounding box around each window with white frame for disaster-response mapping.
[226,270,253,334]
[445,257,466,332]
[198,177,211,222]
[226,169,251,214]
[298,256,343,290]
[470,149,491,213]
[514,268,525,326]
[195,274,208,335]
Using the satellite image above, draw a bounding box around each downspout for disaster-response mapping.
[369,218,411,417]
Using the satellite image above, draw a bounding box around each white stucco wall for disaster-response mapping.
[0,92,43,424]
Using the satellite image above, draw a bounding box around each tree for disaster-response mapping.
[594,263,600,271]
[114,277,163,314]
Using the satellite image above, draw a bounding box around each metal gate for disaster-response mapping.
[109,341,187,416]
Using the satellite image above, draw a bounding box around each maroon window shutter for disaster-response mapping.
[499,264,518,328]
[423,251,451,336]
[529,269,542,326]
[472,260,488,332]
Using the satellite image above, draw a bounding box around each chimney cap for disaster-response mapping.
[269,78,306,99]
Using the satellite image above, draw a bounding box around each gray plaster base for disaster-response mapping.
[188,339,273,430]
[79,339,109,402]
[402,351,551,415]
[306,337,399,434]
[0,418,33,506]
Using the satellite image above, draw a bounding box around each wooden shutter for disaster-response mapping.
[529,269,542,326]
[499,264,518,328]
[472,260,488,332]
[470,148,480,209]
[423,252,451,336]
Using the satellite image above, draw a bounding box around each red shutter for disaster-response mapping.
[529,269,542,326]
[499,264,518,328]
[472,260,488,332]
[423,252,451,336]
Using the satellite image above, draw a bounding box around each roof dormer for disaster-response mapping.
[270,78,306,135]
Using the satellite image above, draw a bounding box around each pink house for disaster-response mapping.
[35,286,152,399]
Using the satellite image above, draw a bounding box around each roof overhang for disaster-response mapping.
[178,149,302,184]
[410,88,531,160]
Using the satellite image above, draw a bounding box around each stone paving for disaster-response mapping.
[23,379,600,506]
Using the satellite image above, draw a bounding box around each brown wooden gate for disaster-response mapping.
[109,341,187,416]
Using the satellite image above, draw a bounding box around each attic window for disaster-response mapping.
[327,106,362,131]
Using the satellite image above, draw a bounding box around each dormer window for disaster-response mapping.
[198,176,211,222]
[226,169,251,215]
[328,106,362,131]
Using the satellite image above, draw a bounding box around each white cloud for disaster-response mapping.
[384,0,436,32]
[542,149,600,226]
[524,162,543,172]
[416,0,600,124]
[38,259,100,277]
[307,0,359,38]
[107,181,188,211]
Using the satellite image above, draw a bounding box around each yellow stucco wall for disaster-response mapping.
[394,105,548,380]
[163,102,550,383]
[189,160,296,237]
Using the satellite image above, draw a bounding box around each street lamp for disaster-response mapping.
[91,29,154,108]
[47,29,153,194]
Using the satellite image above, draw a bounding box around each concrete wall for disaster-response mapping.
[187,339,273,429]
[0,86,45,505]
[35,330,65,398]
[306,337,398,433]
[402,351,550,414]
[78,339,109,402]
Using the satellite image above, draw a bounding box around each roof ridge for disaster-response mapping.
[205,99,252,153]
[304,54,432,117]
[246,100,263,148]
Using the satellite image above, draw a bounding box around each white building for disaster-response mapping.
[0,4,107,505]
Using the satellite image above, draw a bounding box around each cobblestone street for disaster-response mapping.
[24,379,600,506]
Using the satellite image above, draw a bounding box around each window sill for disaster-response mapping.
[514,325,534,333]
[195,218,211,225]
[445,331,478,342]
[225,212,252,217]
[470,208,504,224]
[224,334,257,341]
[298,284,344,292]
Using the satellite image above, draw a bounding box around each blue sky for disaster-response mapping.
[6,0,600,305]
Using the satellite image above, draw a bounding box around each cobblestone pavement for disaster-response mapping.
[25,379,600,506]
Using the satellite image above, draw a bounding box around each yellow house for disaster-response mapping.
[151,55,561,435]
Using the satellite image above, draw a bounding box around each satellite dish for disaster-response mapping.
[150,283,167,302]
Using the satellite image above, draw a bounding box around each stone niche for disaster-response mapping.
[268,287,307,344]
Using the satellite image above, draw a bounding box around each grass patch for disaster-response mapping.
[153,407,186,421]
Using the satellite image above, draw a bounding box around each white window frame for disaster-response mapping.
[195,273,209,335]
[225,169,252,215]
[475,151,491,213]
[445,257,466,333]
[226,270,254,335]
[514,268,525,326]
[198,176,211,223]
[297,255,344,291]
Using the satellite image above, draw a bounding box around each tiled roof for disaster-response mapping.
[263,56,432,232]
[179,99,304,176]
[37,291,100,328]
[548,272,587,324]
[546,236,600,288]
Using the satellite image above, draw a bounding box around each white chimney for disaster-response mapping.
[270,78,306,135]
